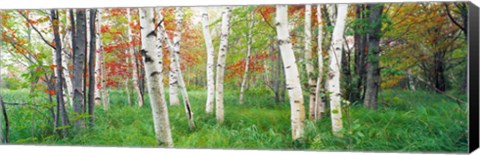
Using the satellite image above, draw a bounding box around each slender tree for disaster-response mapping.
[239,9,255,105]
[94,9,102,106]
[276,5,306,141]
[168,9,180,106]
[126,8,144,107]
[52,9,70,134]
[215,6,232,123]
[200,7,216,114]
[304,4,317,120]
[314,4,326,120]
[87,9,97,126]
[139,7,173,147]
[326,4,348,137]
[170,7,196,129]
[62,10,74,107]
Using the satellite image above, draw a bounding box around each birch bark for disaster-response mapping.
[215,6,232,123]
[276,5,306,141]
[314,5,326,120]
[139,8,173,147]
[200,7,216,113]
[326,4,348,137]
[239,10,255,105]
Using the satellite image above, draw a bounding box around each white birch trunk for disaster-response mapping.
[62,43,73,108]
[239,10,255,105]
[139,8,173,147]
[168,9,180,106]
[127,8,144,107]
[314,5,326,120]
[94,9,102,106]
[326,4,348,137]
[200,7,216,114]
[276,5,306,141]
[62,9,73,107]
[304,5,317,120]
[215,6,232,123]
[169,7,196,129]
[98,11,109,110]
[155,8,179,106]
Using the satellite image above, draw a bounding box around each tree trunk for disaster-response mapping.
[353,4,367,102]
[139,8,174,147]
[169,7,195,129]
[272,44,281,104]
[200,7,216,114]
[127,8,144,107]
[239,10,255,105]
[215,6,232,123]
[407,68,416,91]
[94,9,102,106]
[314,4,326,121]
[87,9,97,127]
[168,9,180,106]
[433,51,447,92]
[52,9,70,135]
[62,10,74,107]
[326,4,348,137]
[276,5,306,141]
[304,4,317,120]
[73,9,87,129]
[83,10,89,115]
[363,4,384,110]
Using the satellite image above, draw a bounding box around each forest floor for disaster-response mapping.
[0,88,468,153]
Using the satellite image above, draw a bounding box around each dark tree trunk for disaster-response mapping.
[353,4,368,103]
[51,9,70,135]
[433,51,447,92]
[73,9,87,129]
[341,42,352,101]
[271,44,280,104]
[363,4,384,110]
[87,9,98,127]
[138,49,146,98]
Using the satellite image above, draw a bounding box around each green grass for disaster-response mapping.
[0,88,468,152]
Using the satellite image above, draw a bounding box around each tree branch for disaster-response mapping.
[18,11,56,50]
[443,3,465,32]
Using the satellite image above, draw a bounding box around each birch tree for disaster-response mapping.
[94,9,102,106]
[170,7,196,129]
[304,4,317,120]
[127,8,144,107]
[61,10,73,107]
[239,10,255,105]
[139,8,173,147]
[168,9,180,106]
[200,7,215,113]
[215,6,232,123]
[314,4,326,120]
[326,4,348,137]
[276,5,306,141]
[97,10,109,110]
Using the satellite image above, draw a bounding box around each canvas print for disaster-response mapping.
[0,2,472,153]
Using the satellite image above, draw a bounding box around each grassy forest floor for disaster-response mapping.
[0,88,468,153]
